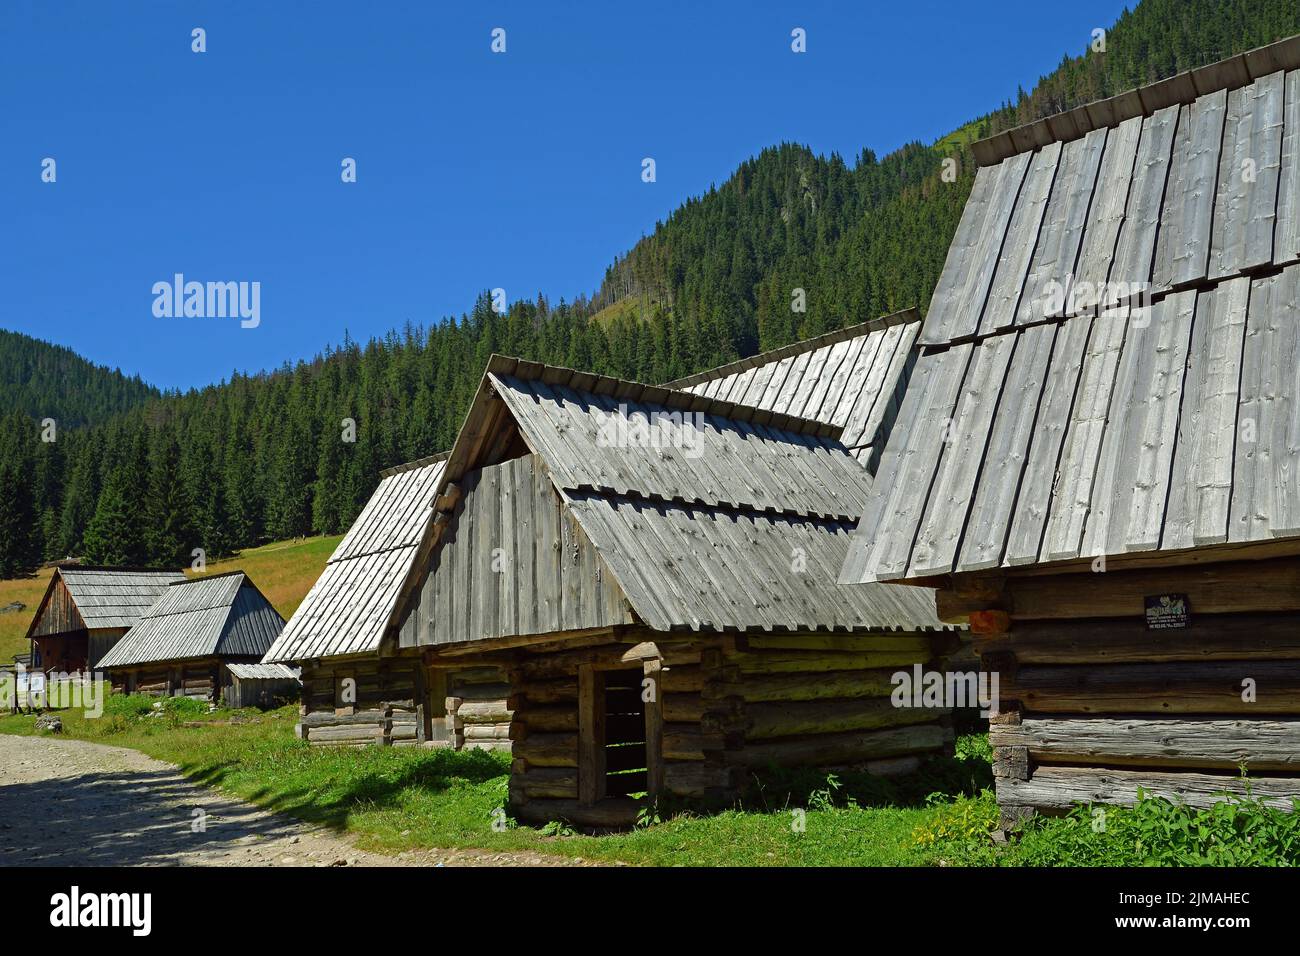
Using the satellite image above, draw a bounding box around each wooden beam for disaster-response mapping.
[1006,558,1300,619]
[993,716,1300,771]
[998,764,1300,811]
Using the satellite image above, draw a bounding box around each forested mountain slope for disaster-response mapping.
[1,0,1296,578]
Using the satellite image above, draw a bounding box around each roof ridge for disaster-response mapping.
[379,450,450,478]
[172,570,246,584]
[486,359,845,441]
[57,565,185,576]
[663,307,920,389]
[972,33,1300,167]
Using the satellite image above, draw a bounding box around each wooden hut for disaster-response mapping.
[259,454,482,747]
[26,567,185,672]
[224,663,301,709]
[97,572,285,702]
[839,35,1300,824]
[386,354,957,827]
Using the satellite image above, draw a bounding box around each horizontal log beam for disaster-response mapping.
[1006,559,1300,620]
[978,614,1300,664]
[998,765,1300,811]
[735,722,951,768]
[992,717,1300,771]
[744,696,939,740]
[1001,661,1300,714]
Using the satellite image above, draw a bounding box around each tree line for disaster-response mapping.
[1,0,1296,579]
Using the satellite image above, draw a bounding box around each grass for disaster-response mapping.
[5,701,1295,866]
[0,571,52,663]
[0,700,985,866]
[0,535,342,665]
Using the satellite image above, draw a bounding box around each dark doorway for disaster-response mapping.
[601,668,647,797]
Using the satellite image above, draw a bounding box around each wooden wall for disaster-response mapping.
[959,556,1300,823]
[29,575,85,638]
[296,658,428,746]
[225,676,302,710]
[398,453,633,650]
[443,666,512,752]
[499,627,956,829]
[107,657,236,702]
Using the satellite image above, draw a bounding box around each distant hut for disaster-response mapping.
[97,572,285,702]
[261,455,455,747]
[224,663,301,709]
[839,35,1300,824]
[26,567,185,672]
[388,354,957,828]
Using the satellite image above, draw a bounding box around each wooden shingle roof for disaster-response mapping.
[432,357,950,633]
[29,568,186,634]
[97,572,285,668]
[262,455,447,663]
[665,308,920,464]
[841,38,1300,586]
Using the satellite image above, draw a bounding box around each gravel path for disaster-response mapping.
[0,734,597,867]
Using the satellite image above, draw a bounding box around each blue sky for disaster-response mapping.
[1,0,1130,390]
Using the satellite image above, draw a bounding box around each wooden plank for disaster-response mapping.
[840,343,973,583]
[1230,267,1300,540]
[1000,660,1300,715]
[851,322,920,459]
[998,765,1300,811]
[1016,127,1107,326]
[908,334,1017,576]
[991,717,1300,771]
[577,665,602,803]
[1209,72,1286,279]
[1002,317,1094,566]
[920,153,1033,343]
[1068,115,1143,316]
[977,613,1300,664]
[957,324,1055,572]
[1040,310,1129,562]
[1151,91,1228,291]
[1084,290,1197,557]
[979,142,1061,335]
[1161,278,1251,550]
[1005,556,1300,620]
[1119,291,1200,552]
[1101,105,1179,313]
[1274,70,1300,266]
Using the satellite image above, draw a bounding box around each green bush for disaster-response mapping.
[915,778,1300,867]
[1016,787,1300,867]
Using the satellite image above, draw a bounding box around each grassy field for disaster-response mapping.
[0,535,342,664]
[3,700,1296,866]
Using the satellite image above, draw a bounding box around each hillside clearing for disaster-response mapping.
[0,535,341,664]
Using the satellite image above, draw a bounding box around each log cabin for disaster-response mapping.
[389,354,958,828]
[259,454,487,747]
[97,572,286,702]
[839,34,1300,825]
[263,308,950,761]
[26,567,185,672]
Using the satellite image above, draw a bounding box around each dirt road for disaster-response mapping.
[0,734,593,867]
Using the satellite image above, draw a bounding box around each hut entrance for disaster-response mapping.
[601,668,648,797]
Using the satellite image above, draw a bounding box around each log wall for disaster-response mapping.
[960,556,1300,823]
[443,666,513,753]
[296,658,427,747]
[107,657,234,702]
[499,628,956,829]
